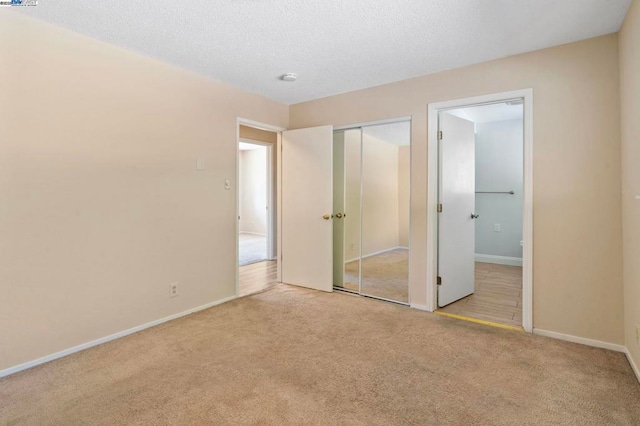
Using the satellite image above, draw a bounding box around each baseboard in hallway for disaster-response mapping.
[474,253,523,266]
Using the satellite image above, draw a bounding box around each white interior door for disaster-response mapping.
[282,125,334,291]
[438,113,476,307]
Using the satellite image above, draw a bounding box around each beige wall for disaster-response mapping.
[291,34,624,344]
[239,147,268,235]
[619,0,640,369]
[0,12,288,371]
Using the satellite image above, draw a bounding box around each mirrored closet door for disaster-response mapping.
[332,121,410,304]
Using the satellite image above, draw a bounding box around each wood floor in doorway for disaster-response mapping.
[239,260,278,297]
[438,262,522,328]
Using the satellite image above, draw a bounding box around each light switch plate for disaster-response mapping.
[224,179,231,190]
[196,158,205,171]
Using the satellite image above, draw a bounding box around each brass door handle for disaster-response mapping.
[335,213,343,219]
[323,214,333,220]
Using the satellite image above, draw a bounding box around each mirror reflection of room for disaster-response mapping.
[333,121,410,304]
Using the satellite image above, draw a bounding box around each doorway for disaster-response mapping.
[427,89,533,332]
[237,123,280,297]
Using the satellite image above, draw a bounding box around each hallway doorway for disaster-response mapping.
[237,122,280,296]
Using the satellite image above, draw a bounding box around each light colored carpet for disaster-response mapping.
[342,248,408,303]
[1,285,639,425]
[239,233,267,266]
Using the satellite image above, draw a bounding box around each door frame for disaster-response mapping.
[236,118,286,297]
[426,89,533,332]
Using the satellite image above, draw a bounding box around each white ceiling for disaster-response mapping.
[447,102,523,124]
[18,0,631,104]
[363,121,411,147]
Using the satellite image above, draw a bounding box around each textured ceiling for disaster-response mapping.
[18,0,631,104]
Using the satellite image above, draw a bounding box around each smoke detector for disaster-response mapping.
[280,73,297,82]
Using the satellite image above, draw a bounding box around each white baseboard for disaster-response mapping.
[345,246,409,264]
[0,295,237,379]
[533,328,626,353]
[625,347,640,384]
[475,253,523,266]
[410,303,431,312]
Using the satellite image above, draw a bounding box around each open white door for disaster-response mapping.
[438,113,476,307]
[282,125,334,291]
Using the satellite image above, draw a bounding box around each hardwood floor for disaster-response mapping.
[238,260,278,297]
[438,262,522,328]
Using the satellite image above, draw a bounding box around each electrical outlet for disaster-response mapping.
[494,224,501,232]
[350,243,354,251]
[169,283,178,298]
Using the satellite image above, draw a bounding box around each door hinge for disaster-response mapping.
[438,130,443,140]
[437,203,443,213]
[437,276,442,285]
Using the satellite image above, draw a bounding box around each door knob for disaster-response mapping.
[470,213,480,219]
[323,214,333,220]
[335,213,343,219]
